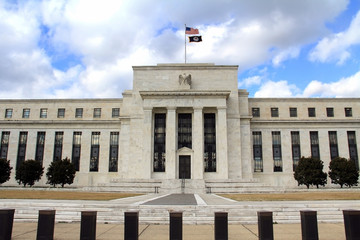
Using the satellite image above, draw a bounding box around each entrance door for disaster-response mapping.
[179,156,191,179]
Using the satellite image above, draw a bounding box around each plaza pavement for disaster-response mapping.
[2,193,357,239]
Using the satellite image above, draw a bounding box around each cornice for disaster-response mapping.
[139,90,231,99]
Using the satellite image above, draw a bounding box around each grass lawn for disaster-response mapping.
[221,191,360,201]
[0,189,141,201]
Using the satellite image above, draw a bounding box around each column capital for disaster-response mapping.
[143,107,153,111]
[193,106,203,111]
[167,106,177,111]
[217,106,227,110]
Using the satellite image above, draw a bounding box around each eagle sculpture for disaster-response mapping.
[179,73,191,86]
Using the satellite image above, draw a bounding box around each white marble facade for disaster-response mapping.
[0,63,359,191]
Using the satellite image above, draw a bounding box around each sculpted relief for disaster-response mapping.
[179,73,191,86]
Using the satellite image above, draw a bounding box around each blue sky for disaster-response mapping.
[0,0,359,98]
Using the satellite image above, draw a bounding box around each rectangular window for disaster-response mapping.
[90,132,100,172]
[53,132,63,161]
[112,108,120,118]
[345,107,352,117]
[5,109,13,118]
[204,113,216,172]
[291,131,301,171]
[289,108,297,117]
[72,132,82,171]
[75,108,83,118]
[154,114,166,172]
[40,108,48,118]
[178,113,192,149]
[252,108,260,117]
[93,108,101,118]
[271,108,279,117]
[347,131,359,170]
[310,131,320,159]
[16,132,28,169]
[308,108,316,117]
[109,132,119,172]
[329,131,339,160]
[0,131,10,159]
[272,131,282,172]
[57,108,65,118]
[253,131,263,172]
[327,108,334,117]
[22,109,30,118]
[35,132,45,165]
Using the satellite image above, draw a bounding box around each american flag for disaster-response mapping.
[185,27,199,34]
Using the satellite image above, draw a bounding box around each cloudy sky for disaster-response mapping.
[1,0,360,99]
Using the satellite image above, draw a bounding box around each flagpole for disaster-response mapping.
[184,24,187,64]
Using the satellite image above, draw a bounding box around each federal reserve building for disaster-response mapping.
[0,63,359,193]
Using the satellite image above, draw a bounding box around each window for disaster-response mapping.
[289,108,297,117]
[272,131,282,172]
[326,108,334,117]
[5,109,13,118]
[252,108,260,117]
[328,131,339,160]
[154,114,166,172]
[40,108,48,118]
[348,131,358,170]
[271,108,278,117]
[252,132,263,172]
[90,132,100,172]
[72,132,82,171]
[178,113,192,149]
[345,108,352,117]
[308,108,316,117]
[109,132,119,172]
[22,109,30,118]
[93,108,101,118]
[0,132,10,160]
[310,131,320,159]
[35,132,45,165]
[112,108,120,118]
[57,108,65,118]
[16,132,28,169]
[53,132,63,161]
[204,113,216,172]
[291,131,301,171]
[75,108,83,118]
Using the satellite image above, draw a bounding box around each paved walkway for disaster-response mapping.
[2,193,357,239]
[11,222,346,239]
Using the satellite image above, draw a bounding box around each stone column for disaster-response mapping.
[193,107,203,179]
[217,107,228,179]
[166,107,176,179]
[143,107,153,179]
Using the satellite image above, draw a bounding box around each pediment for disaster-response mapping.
[177,147,193,154]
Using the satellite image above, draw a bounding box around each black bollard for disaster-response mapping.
[258,211,274,240]
[214,212,228,240]
[343,210,360,240]
[37,210,56,240]
[0,209,15,240]
[300,210,318,240]
[170,212,183,240]
[124,212,139,240]
[80,211,97,240]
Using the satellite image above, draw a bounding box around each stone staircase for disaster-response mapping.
[86,179,162,193]
[1,195,358,225]
[204,179,281,193]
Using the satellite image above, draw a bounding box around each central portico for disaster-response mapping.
[117,63,247,190]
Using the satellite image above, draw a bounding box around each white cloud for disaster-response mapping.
[303,70,360,97]
[238,76,262,88]
[309,10,360,64]
[254,80,301,97]
[0,0,350,98]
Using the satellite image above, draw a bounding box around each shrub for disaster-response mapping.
[0,158,12,184]
[294,157,327,189]
[15,160,44,187]
[329,157,359,188]
[46,158,76,188]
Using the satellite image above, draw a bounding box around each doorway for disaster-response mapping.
[179,156,191,179]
